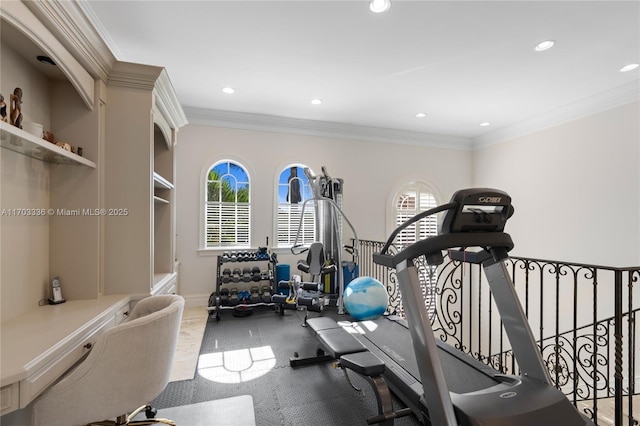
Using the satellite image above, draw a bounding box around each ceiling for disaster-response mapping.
[82,0,639,146]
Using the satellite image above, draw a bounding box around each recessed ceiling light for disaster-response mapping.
[222,87,235,94]
[310,98,322,105]
[415,112,427,118]
[480,122,491,127]
[620,63,639,72]
[534,40,555,52]
[370,0,391,13]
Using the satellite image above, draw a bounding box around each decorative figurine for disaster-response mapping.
[10,87,23,129]
[0,94,7,122]
[55,141,72,152]
[43,131,55,143]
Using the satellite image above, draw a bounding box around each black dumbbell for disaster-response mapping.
[219,288,230,304]
[251,267,261,282]
[261,285,271,303]
[242,267,252,282]
[250,286,261,303]
[232,268,241,282]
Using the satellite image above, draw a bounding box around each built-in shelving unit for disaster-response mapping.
[153,171,174,189]
[152,119,177,295]
[0,122,96,168]
[102,63,186,297]
[1,3,186,423]
[153,171,173,204]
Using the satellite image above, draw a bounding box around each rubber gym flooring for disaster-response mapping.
[152,306,422,426]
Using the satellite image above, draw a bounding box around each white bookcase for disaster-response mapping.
[1,2,186,421]
[102,62,185,296]
[0,1,186,324]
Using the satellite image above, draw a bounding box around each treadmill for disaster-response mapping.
[357,188,594,426]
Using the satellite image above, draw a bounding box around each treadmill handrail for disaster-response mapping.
[377,202,456,256]
[373,232,514,268]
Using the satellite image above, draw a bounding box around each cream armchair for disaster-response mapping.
[32,295,185,426]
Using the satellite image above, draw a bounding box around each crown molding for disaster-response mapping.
[24,0,115,82]
[185,107,473,151]
[1,0,95,108]
[107,61,165,91]
[473,81,640,149]
[154,70,189,130]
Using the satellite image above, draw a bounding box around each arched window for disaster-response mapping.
[392,182,438,248]
[390,181,438,318]
[205,160,250,248]
[275,165,315,248]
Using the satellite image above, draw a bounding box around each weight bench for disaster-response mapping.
[290,317,411,425]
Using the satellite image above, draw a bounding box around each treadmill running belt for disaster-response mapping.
[357,316,499,394]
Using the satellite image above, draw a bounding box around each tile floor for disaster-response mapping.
[169,306,209,382]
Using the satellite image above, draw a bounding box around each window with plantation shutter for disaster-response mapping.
[276,165,316,248]
[205,161,250,248]
[392,182,438,318]
[394,186,438,248]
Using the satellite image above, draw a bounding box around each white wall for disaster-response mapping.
[175,124,472,301]
[473,101,640,266]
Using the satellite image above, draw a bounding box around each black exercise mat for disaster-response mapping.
[152,307,421,425]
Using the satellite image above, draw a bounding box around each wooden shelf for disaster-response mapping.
[0,122,96,168]
[153,195,170,204]
[153,172,174,189]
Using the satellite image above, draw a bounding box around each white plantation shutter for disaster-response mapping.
[205,161,250,248]
[206,203,250,247]
[393,183,438,317]
[395,187,437,248]
[276,203,315,247]
[276,165,316,248]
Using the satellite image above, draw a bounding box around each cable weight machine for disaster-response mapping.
[289,166,359,315]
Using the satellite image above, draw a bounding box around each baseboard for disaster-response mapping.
[181,293,210,308]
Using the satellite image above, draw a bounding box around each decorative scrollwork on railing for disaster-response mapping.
[356,240,404,316]
[431,257,464,350]
[356,239,639,422]
[540,322,611,400]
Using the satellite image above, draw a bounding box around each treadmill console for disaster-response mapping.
[373,188,515,268]
[440,188,513,234]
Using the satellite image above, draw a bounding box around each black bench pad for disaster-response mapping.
[316,328,366,358]
[306,317,341,332]
[340,351,385,376]
[306,317,367,359]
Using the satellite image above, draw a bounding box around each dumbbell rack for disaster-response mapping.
[208,249,275,321]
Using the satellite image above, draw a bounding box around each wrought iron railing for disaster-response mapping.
[356,239,639,426]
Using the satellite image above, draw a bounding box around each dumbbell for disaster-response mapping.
[232,268,241,283]
[229,288,239,305]
[219,288,230,304]
[242,267,252,282]
[221,268,232,283]
[251,267,261,282]
[261,285,271,303]
[250,286,261,303]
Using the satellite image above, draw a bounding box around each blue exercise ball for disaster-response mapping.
[343,276,388,321]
